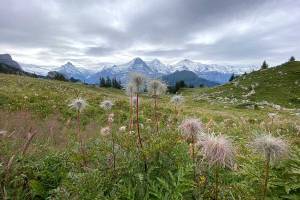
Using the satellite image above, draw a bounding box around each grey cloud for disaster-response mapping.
[0,0,299,66]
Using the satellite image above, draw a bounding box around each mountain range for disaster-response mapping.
[1,54,257,86]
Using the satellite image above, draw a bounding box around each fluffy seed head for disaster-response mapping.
[119,126,126,132]
[129,73,146,93]
[198,134,235,168]
[69,98,87,112]
[100,127,111,136]
[125,82,136,96]
[100,100,114,110]
[179,118,203,143]
[147,79,167,97]
[108,113,114,123]
[252,134,288,163]
[171,95,184,106]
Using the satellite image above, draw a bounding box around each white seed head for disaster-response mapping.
[252,134,288,163]
[179,118,203,143]
[125,82,136,96]
[119,126,126,132]
[129,73,146,93]
[100,127,111,136]
[171,95,184,106]
[69,98,87,112]
[147,79,167,97]
[100,100,114,110]
[198,134,235,169]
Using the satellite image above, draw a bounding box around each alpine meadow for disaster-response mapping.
[1,0,300,200]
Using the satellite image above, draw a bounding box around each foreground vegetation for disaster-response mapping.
[0,68,299,199]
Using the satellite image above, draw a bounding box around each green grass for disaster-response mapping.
[187,61,300,108]
[0,71,299,200]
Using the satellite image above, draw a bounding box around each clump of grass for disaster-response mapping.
[252,134,288,200]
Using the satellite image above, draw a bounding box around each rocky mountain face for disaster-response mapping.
[15,56,255,85]
[162,70,219,87]
[0,54,21,69]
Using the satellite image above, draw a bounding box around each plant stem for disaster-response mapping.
[129,94,133,133]
[77,110,86,167]
[136,93,147,172]
[154,96,159,133]
[192,136,196,181]
[262,156,270,200]
[215,166,219,200]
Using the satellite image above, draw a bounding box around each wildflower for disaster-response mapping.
[171,95,184,106]
[251,134,288,200]
[119,126,126,132]
[125,82,136,96]
[252,134,288,163]
[198,134,235,200]
[147,79,167,133]
[108,113,114,123]
[179,118,203,143]
[100,127,111,136]
[198,134,235,168]
[129,73,146,93]
[69,98,87,112]
[100,100,114,110]
[267,113,277,119]
[147,80,167,97]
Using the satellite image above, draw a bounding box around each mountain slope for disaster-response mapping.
[192,61,300,108]
[161,70,219,87]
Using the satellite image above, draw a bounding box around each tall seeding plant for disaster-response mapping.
[252,134,288,200]
[100,100,115,170]
[198,134,235,200]
[147,80,167,133]
[125,83,135,133]
[179,118,203,180]
[69,97,88,165]
[171,95,184,117]
[129,73,148,172]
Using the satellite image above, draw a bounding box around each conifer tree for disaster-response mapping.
[261,60,268,69]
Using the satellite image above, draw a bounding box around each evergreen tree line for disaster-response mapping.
[99,77,122,89]
[260,56,296,70]
[168,80,203,93]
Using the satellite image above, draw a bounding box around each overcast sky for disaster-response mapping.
[0,0,299,67]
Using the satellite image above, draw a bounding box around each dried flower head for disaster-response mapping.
[125,82,136,96]
[147,79,167,97]
[198,134,235,168]
[252,134,288,163]
[119,126,126,132]
[108,113,114,123]
[69,98,88,112]
[100,100,114,110]
[100,127,111,136]
[171,95,184,106]
[179,118,203,143]
[129,73,146,93]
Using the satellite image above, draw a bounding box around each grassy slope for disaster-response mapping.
[0,72,300,199]
[188,61,300,108]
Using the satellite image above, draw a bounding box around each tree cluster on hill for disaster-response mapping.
[99,77,122,89]
[168,80,201,93]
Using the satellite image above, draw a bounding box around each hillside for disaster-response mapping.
[0,73,299,200]
[161,70,219,87]
[190,61,300,108]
